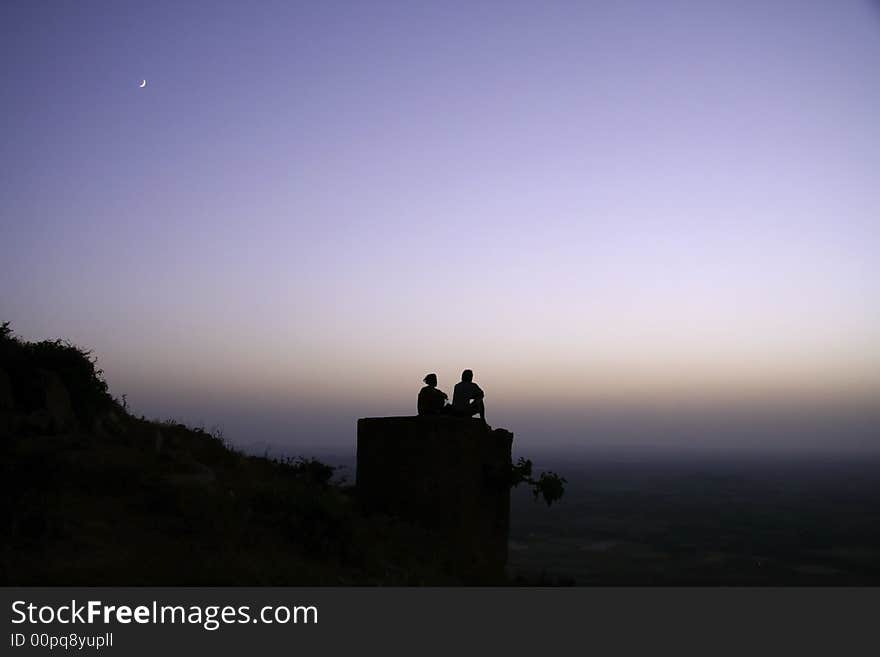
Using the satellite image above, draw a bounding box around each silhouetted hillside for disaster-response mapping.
[0,323,489,584]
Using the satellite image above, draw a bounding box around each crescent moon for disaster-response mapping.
[139,79,147,88]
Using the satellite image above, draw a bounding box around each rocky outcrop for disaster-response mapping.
[36,369,75,432]
[357,416,513,580]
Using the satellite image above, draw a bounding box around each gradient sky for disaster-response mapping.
[2,1,878,452]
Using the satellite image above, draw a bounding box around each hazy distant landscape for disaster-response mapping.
[508,449,880,585]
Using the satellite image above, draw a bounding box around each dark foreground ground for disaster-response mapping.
[508,448,880,585]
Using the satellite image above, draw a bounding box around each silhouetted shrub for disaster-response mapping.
[0,322,116,425]
[510,457,567,506]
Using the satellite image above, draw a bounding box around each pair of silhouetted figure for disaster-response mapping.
[418,369,485,421]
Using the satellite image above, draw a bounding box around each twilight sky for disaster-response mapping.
[2,1,878,453]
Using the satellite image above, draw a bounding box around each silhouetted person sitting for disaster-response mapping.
[418,373,449,415]
[452,369,485,421]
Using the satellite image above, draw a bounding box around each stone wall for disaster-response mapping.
[357,416,512,580]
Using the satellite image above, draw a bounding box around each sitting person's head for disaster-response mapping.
[423,373,438,387]
[461,369,473,382]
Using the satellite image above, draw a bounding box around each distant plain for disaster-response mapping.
[507,448,880,585]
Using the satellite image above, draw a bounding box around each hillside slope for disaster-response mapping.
[0,323,468,585]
